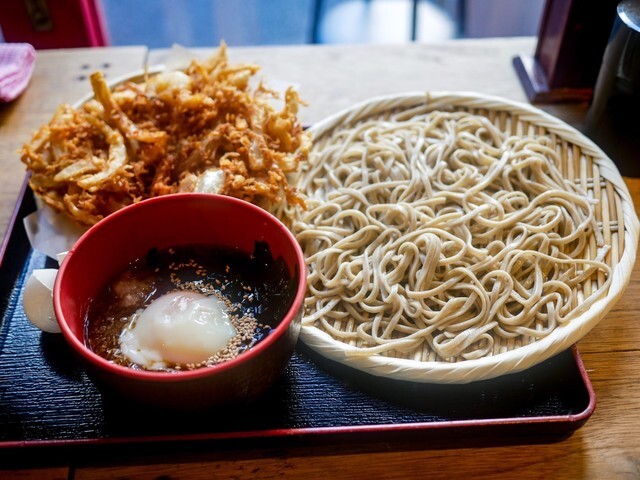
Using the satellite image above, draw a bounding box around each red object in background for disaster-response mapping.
[0,0,109,49]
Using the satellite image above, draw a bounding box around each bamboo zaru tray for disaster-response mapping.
[293,92,640,383]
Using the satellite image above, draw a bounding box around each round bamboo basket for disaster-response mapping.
[297,92,639,383]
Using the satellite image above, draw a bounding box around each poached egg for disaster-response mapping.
[119,290,237,370]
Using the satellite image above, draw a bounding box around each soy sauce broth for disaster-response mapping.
[84,241,297,371]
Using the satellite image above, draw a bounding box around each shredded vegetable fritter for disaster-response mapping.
[21,44,310,226]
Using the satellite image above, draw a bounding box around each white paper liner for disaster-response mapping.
[23,204,86,260]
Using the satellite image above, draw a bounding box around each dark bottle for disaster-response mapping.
[584,0,640,177]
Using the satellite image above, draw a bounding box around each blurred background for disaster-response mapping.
[0,0,545,49]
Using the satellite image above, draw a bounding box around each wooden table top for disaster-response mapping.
[1,38,639,479]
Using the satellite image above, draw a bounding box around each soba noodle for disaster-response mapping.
[292,107,611,362]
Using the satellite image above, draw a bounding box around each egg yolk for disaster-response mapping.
[119,290,237,370]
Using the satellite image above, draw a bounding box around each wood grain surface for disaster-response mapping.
[1,38,639,480]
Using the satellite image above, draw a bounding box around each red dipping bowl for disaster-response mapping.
[53,193,306,409]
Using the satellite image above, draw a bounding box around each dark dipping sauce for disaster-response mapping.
[84,241,297,371]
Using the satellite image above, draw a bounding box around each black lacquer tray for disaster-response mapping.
[0,183,595,459]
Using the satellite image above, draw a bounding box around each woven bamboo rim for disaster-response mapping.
[299,91,640,383]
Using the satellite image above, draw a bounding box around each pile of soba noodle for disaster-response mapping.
[292,106,611,362]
